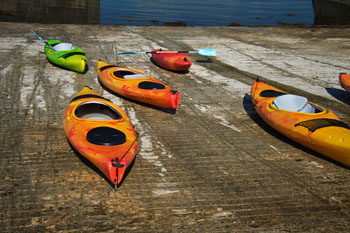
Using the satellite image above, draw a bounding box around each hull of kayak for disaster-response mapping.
[151,49,191,71]
[97,61,181,109]
[45,39,87,73]
[339,73,350,92]
[251,81,350,166]
[63,87,138,186]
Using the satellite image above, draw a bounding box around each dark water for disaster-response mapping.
[0,0,349,26]
[101,0,314,26]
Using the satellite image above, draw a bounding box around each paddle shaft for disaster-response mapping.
[146,51,196,54]
[117,48,215,56]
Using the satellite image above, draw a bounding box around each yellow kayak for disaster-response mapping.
[97,61,181,109]
[251,80,350,166]
[63,87,138,188]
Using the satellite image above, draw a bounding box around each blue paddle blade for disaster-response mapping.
[32,30,56,51]
[32,30,45,42]
[197,48,216,56]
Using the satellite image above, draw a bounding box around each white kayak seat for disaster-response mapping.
[273,94,315,113]
[83,113,114,120]
[75,102,122,120]
[299,102,315,113]
[52,43,75,51]
[123,74,149,79]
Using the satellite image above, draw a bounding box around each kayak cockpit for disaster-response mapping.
[52,43,75,51]
[75,101,122,120]
[113,69,149,79]
[272,94,323,113]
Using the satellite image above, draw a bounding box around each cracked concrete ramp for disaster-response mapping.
[1,22,350,232]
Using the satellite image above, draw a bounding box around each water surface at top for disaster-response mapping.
[101,0,314,26]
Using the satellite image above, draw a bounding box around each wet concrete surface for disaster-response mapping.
[1,22,350,232]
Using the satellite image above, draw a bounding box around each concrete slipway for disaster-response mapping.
[1,22,350,232]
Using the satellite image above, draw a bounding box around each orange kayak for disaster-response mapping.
[339,73,350,92]
[151,49,192,71]
[251,80,350,166]
[63,86,138,188]
[97,60,181,109]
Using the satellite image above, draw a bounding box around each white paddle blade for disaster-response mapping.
[198,48,216,56]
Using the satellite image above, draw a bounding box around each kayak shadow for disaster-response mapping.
[97,76,177,114]
[83,64,89,74]
[242,94,348,168]
[150,57,189,74]
[66,139,137,189]
[325,87,350,105]
[195,58,214,63]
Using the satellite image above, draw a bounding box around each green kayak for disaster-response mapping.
[44,39,87,73]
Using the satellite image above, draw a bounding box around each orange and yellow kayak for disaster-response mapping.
[97,61,181,109]
[339,73,350,92]
[251,80,350,166]
[63,87,138,188]
[151,49,192,71]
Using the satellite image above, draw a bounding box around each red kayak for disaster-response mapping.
[339,73,350,92]
[151,49,192,71]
